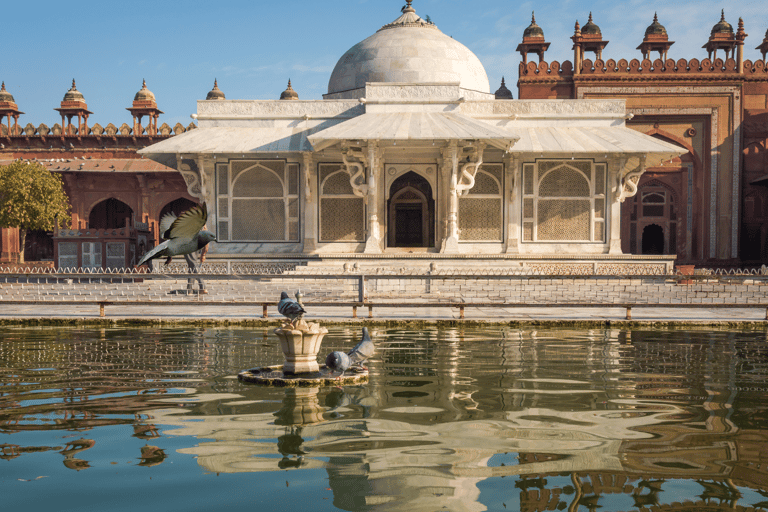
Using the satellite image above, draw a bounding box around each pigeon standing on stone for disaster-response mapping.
[137,203,216,267]
[326,327,375,377]
[325,351,351,377]
[277,291,306,327]
[348,327,375,368]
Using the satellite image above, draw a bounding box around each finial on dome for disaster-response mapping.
[71,79,77,90]
[531,11,535,24]
[1,82,5,91]
[280,79,299,100]
[653,12,658,23]
[721,9,726,22]
[574,20,581,35]
[403,0,414,13]
[206,78,225,100]
[494,76,513,100]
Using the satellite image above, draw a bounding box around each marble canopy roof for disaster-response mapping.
[506,125,683,167]
[306,111,520,152]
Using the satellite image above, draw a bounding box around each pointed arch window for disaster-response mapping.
[521,159,606,242]
[215,159,299,242]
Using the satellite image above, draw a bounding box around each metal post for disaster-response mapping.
[99,303,105,317]
[352,305,358,318]
[459,305,465,319]
[626,306,632,320]
[263,304,268,318]
[368,305,373,318]
[358,275,366,302]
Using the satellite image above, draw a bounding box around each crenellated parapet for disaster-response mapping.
[518,60,574,77]
[519,57,768,78]
[0,121,197,138]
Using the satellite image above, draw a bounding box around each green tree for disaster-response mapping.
[0,160,71,262]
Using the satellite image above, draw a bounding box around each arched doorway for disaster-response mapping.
[159,198,197,225]
[641,224,665,254]
[89,198,133,229]
[626,183,678,256]
[387,172,434,248]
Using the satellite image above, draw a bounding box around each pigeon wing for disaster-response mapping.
[158,212,178,240]
[137,240,170,266]
[167,203,207,240]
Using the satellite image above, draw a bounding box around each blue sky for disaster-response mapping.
[2,0,767,129]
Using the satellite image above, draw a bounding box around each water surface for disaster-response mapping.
[1,326,767,511]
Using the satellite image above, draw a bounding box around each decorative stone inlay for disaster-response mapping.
[197,100,363,118]
[365,83,462,101]
[460,99,626,116]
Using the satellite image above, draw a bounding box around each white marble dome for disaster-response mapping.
[327,3,490,97]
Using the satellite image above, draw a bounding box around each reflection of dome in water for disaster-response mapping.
[327,1,490,96]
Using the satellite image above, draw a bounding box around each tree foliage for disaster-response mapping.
[0,160,71,231]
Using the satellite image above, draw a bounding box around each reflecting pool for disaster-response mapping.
[1,326,768,511]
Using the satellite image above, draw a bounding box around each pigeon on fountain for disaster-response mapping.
[326,327,375,377]
[325,350,350,377]
[277,291,306,327]
[348,327,375,368]
[137,203,216,267]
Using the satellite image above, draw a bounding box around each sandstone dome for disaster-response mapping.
[326,2,490,98]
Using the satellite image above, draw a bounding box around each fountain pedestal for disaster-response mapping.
[274,320,327,375]
[238,317,368,386]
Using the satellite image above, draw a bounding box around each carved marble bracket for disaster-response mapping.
[340,145,369,200]
[176,153,208,202]
[456,142,486,197]
[615,155,646,203]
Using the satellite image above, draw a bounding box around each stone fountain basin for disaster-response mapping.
[238,365,369,386]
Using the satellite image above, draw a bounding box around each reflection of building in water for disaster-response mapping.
[146,385,684,511]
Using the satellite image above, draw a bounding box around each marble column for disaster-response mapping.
[440,142,460,253]
[608,156,624,255]
[504,153,520,254]
[364,141,382,253]
[302,152,317,253]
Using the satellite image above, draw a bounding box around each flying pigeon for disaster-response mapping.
[326,327,375,376]
[137,203,216,267]
[277,291,306,327]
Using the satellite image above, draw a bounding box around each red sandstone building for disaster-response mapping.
[1,9,767,269]
[0,80,197,267]
[516,10,768,267]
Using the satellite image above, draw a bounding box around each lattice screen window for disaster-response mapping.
[319,163,365,242]
[106,242,125,269]
[58,242,78,268]
[459,163,503,241]
[521,160,606,242]
[215,160,300,242]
